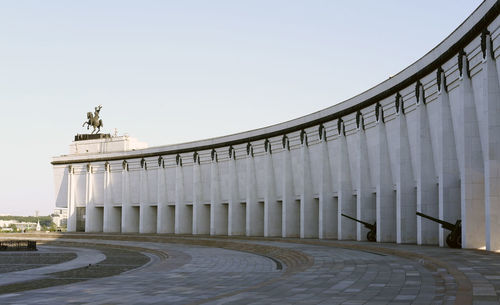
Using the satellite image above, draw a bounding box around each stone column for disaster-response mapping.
[458,51,485,249]
[157,156,170,233]
[481,32,500,251]
[337,121,355,240]
[66,165,77,232]
[319,125,336,239]
[85,164,100,232]
[121,161,137,233]
[394,96,416,244]
[437,68,461,247]
[103,162,120,232]
[210,150,226,235]
[193,153,209,234]
[175,155,191,234]
[264,140,281,237]
[375,104,396,242]
[245,144,262,236]
[228,146,245,236]
[300,131,318,238]
[281,136,298,237]
[355,115,375,241]
[139,159,156,233]
[415,82,438,245]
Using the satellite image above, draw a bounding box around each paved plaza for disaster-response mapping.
[0,234,499,304]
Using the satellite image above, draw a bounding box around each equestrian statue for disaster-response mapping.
[82,105,104,134]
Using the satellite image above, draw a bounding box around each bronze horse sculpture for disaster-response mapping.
[82,105,103,134]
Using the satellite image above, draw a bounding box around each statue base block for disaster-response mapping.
[69,135,148,155]
[74,134,111,141]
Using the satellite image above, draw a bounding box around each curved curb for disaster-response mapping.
[0,241,161,295]
[0,246,105,286]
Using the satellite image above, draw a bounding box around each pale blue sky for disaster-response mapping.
[0,0,482,216]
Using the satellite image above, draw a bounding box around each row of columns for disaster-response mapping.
[64,31,500,250]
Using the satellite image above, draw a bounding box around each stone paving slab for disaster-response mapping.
[0,234,499,304]
[0,239,282,305]
[202,240,437,305]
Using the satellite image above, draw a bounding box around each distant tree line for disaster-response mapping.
[0,216,54,228]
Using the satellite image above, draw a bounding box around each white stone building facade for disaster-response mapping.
[52,0,500,251]
[0,220,37,232]
[52,208,68,228]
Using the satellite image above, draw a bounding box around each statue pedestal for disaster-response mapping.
[74,134,111,141]
[69,135,148,155]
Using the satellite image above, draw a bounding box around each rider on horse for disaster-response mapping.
[82,105,103,134]
[94,105,101,121]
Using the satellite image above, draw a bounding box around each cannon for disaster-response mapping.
[341,213,376,242]
[416,212,461,248]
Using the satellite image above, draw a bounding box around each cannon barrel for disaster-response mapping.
[416,212,462,248]
[416,212,455,231]
[341,213,376,242]
[341,213,374,230]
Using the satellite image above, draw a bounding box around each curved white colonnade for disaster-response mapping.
[53,0,500,250]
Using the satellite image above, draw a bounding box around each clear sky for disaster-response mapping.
[0,0,483,216]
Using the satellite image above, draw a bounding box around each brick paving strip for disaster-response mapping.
[203,237,497,305]
[38,236,314,304]
[1,233,499,304]
[0,234,312,304]
[274,239,473,305]
[151,234,496,305]
[50,234,469,303]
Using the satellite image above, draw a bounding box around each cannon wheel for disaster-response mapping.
[446,233,461,249]
[367,230,376,242]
